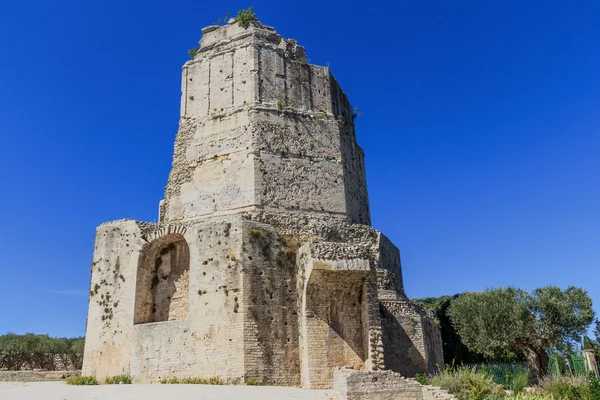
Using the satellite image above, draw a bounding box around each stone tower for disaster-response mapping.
[82,20,443,389]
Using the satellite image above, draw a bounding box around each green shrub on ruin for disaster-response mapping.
[236,6,258,27]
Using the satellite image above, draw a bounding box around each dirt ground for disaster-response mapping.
[0,381,334,400]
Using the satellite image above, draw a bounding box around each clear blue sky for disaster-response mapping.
[0,1,598,338]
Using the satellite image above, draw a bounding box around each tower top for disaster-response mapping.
[161,22,371,225]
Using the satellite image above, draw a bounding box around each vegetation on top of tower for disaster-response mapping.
[213,12,231,25]
[187,7,259,59]
[188,47,199,59]
[236,6,259,27]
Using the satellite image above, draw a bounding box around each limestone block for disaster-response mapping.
[298,242,373,389]
[375,233,404,296]
[333,369,424,400]
[251,111,342,159]
[166,150,257,220]
[379,299,443,376]
[255,153,346,215]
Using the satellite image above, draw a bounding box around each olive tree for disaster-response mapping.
[448,286,594,381]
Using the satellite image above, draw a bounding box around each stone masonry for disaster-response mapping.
[82,19,444,388]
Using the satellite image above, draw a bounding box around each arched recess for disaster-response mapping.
[302,268,368,388]
[134,234,190,324]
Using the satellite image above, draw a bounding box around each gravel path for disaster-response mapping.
[0,382,334,400]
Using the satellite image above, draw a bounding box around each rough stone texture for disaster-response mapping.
[161,22,369,225]
[333,369,457,400]
[83,20,443,388]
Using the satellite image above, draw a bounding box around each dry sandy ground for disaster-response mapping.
[0,382,334,400]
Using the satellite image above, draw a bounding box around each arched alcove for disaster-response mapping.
[134,234,190,324]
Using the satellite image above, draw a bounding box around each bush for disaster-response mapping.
[539,375,590,400]
[245,377,261,385]
[236,6,258,27]
[590,374,600,400]
[429,365,506,400]
[104,375,133,384]
[159,376,224,385]
[65,376,98,385]
[510,395,556,400]
[507,370,530,395]
[414,373,429,385]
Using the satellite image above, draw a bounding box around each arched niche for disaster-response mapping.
[134,234,190,324]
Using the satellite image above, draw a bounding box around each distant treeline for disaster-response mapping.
[0,333,84,371]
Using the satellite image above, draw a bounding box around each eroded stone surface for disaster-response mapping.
[82,20,443,389]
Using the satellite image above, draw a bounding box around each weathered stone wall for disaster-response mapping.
[241,223,300,386]
[83,216,247,382]
[422,317,444,372]
[162,21,370,225]
[379,299,442,377]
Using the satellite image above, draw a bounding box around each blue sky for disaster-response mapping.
[0,0,598,338]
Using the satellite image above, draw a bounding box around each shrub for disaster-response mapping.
[510,395,557,400]
[65,376,98,385]
[590,374,600,400]
[104,375,133,384]
[539,375,590,400]
[188,47,199,59]
[507,370,530,395]
[245,377,261,385]
[159,376,223,385]
[414,373,429,385]
[429,365,505,400]
[236,6,258,27]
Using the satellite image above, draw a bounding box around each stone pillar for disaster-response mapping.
[582,349,599,378]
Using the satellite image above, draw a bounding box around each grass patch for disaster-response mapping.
[65,376,98,385]
[104,374,133,384]
[160,376,224,385]
[245,377,261,385]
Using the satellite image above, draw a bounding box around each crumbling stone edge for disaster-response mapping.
[333,368,456,400]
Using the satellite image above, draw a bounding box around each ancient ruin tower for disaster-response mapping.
[82,19,443,388]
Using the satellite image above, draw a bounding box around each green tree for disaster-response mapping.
[0,333,85,371]
[448,286,594,382]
